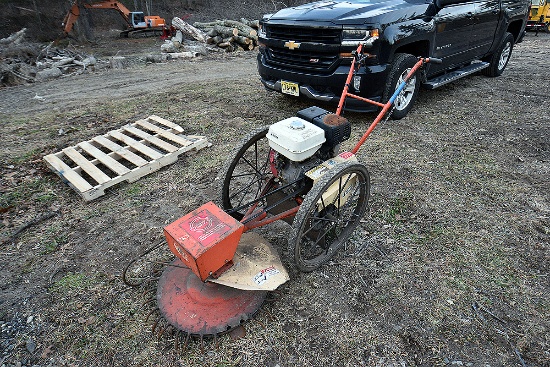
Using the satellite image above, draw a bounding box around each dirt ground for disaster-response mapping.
[1,32,549,367]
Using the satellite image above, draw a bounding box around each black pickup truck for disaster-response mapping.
[257,0,530,118]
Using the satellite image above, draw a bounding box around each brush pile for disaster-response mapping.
[0,28,98,87]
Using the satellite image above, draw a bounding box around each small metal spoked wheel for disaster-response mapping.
[220,126,274,220]
[289,161,370,272]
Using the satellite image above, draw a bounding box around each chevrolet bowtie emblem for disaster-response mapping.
[284,41,301,50]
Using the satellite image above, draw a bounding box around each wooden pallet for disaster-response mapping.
[44,115,210,201]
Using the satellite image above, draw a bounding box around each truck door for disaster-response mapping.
[432,0,477,70]
[470,0,500,57]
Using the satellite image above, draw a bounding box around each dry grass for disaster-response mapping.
[1,34,548,367]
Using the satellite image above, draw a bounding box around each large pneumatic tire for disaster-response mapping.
[289,161,370,272]
[220,126,273,220]
[382,53,421,120]
[482,32,514,77]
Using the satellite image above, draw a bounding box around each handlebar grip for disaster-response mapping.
[427,57,443,64]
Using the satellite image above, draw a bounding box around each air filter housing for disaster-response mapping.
[296,106,351,150]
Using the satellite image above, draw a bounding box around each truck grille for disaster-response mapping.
[267,48,339,74]
[264,25,341,73]
[265,25,341,44]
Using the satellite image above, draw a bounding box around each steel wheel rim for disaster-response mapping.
[222,129,272,218]
[395,68,416,111]
[296,168,369,268]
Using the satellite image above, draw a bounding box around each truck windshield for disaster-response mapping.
[531,0,544,5]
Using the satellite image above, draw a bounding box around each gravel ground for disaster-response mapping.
[0,32,549,367]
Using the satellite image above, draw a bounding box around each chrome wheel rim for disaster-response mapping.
[395,68,416,111]
[498,42,511,71]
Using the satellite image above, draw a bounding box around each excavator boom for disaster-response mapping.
[62,2,81,34]
[62,0,166,36]
[83,0,132,26]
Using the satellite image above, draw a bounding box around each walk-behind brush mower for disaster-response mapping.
[123,44,441,346]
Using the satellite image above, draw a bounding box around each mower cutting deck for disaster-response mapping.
[156,203,289,337]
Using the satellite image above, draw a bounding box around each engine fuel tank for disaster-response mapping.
[267,117,326,162]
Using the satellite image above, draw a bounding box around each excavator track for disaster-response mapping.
[121,28,164,38]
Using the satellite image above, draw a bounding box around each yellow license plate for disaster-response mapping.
[281,80,299,96]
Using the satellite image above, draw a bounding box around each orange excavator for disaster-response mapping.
[63,0,166,37]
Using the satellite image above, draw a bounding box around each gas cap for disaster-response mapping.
[289,120,305,130]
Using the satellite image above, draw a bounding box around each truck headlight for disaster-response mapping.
[341,28,379,47]
[258,23,266,38]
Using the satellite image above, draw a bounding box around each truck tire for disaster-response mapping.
[482,32,514,77]
[383,53,421,120]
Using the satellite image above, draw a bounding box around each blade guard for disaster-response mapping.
[208,232,290,291]
[163,201,244,282]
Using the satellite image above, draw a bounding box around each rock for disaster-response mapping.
[35,67,62,81]
[185,44,208,56]
[110,56,127,69]
[146,54,169,63]
[160,40,178,53]
[26,338,36,353]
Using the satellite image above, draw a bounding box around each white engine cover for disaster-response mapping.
[267,117,326,162]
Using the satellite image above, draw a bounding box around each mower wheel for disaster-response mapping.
[289,161,370,272]
[220,126,273,220]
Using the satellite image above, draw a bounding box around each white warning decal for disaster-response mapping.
[253,266,280,285]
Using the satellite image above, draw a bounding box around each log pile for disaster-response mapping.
[195,19,259,52]
[162,17,260,54]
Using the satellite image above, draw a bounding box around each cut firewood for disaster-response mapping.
[193,21,223,29]
[185,19,259,53]
[233,35,252,45]
[217,41,236,52]
[206,35,223,45]
[213,24,239,38]
[223,20,256,36]
[240,18,260,29]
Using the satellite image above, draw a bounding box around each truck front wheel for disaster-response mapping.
[482,32,514,77]
[383,53,421,120]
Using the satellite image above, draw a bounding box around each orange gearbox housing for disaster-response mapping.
[163,202,244,282]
